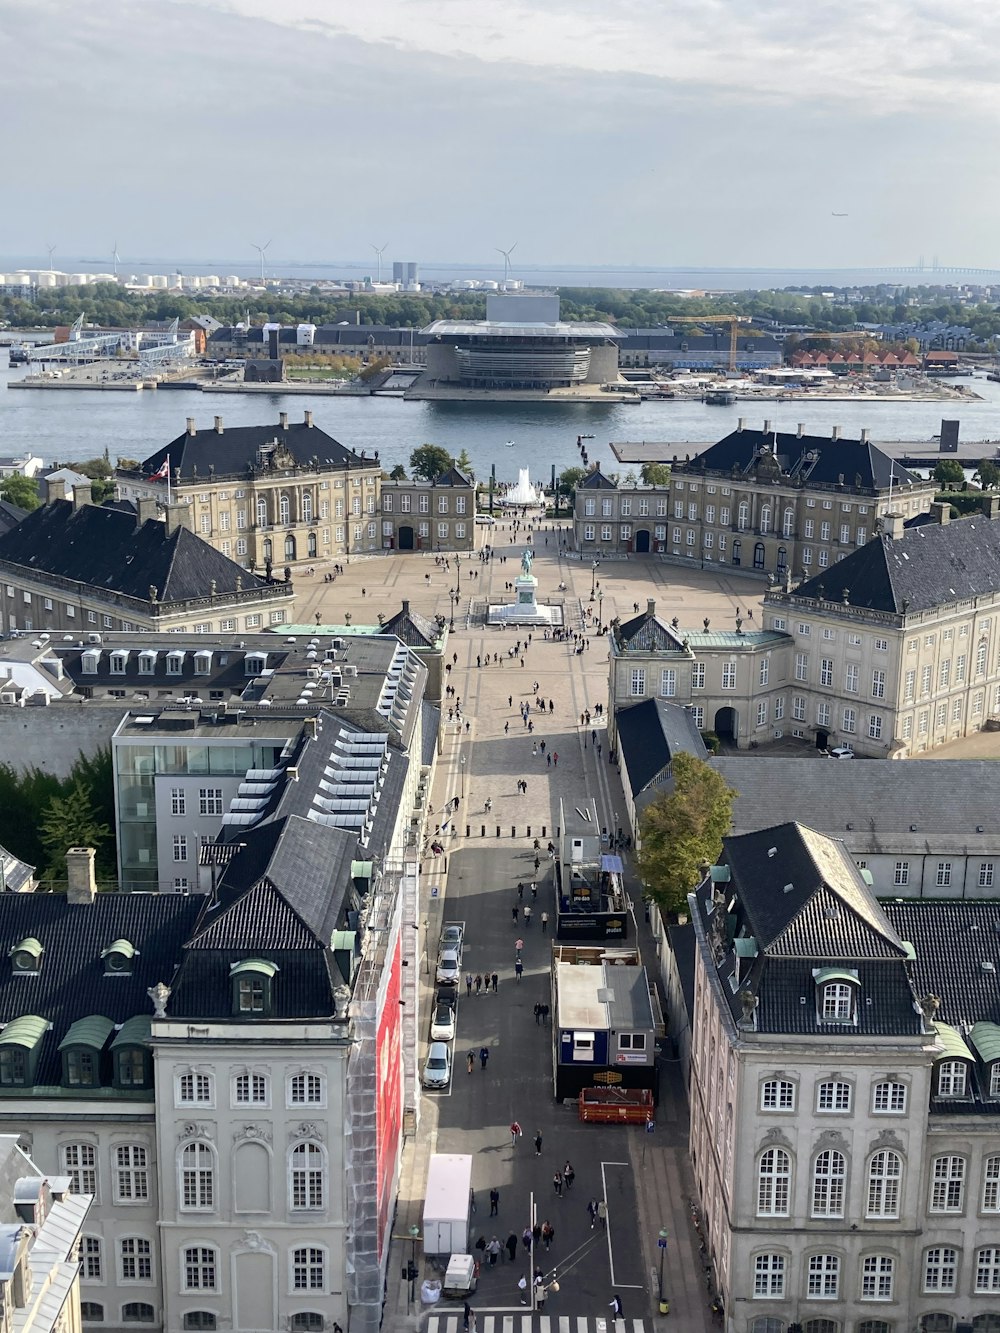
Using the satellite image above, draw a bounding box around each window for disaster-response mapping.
[120,1237,153,1282]
[935,862,952,888]
[738,501,749,530]
[940,659,951,688]
[812,1151,846,1217]
[866,1151,901,1218]
[690,706,704,728]
[861,1255,895,1301]
[842,707,856,733]
[173,835,188,863]
[118,1047,148,1088]
[757,1148,791,1216]
[66,1049,98,1087]
[893,861,909,886]
[957,653,967,682]
[807,1254,840,1299]
[183,1316,217,1331]
[751,1321,784,1333]
[774,696,784,721]
[930,1155,965,1211]
[289,1072,324,1105]
[178,1072,212,1105]
[783,508,794,537]
[62,1143,97,1194]
[984,1155,1000,1210]
[233,1073,268,1105]
[754,1253,785,1297]
[170,786,187,816]
[821,983,853,1021]
[817,1081,852,1112]
[292,1247,326,1291]
[183,1247,217,1291]
[921,1319,952,1333]
[978,642,989,677]
[199,789,223,817]
[618,1033,646,1051]
[692,663,705,689]
[820,522,831,541]
[820,658,833,687]
[81,1303,104,1323]
[660,668,676,698]
[291,1315,324,1333]
[904,669,915,701]
[722,661,736,690]
[976,1248,1000,1292]
[795,653,809,681]
[82,1235,103,1281]
[630,669,645,697]
[122,1305,155,1324]
[817,702,831,727]
[923,1247,958,1293]
[869,714,883,740]
[115,1146,149,1203]
[290,1141,325,1209]
[872,1080,907,1114]
[180,1142,215,1210]
[761,1079,795,1110]
[759,657,770,687]
[937,1061,967,1097]
[757,701,768,727]
[793,696,806,721]
[872,669,885,698]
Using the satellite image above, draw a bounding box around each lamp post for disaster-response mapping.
[408,1225,421,1310]
[657,1228,669,1314]
[597,588,604,631]
[460,755,466,799]
[449,589,458,631]
[590,558,600,600]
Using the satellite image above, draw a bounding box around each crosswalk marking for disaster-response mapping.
[426,1316,650,1333]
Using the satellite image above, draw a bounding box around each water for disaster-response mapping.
[4,361,1000,481]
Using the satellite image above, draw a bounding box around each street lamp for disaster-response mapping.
[408,1225,420,1310]
[460,755,466,799]
[597,588,604,631]
[449,588,458,631]
[657,1228,669,1314]
[590,558,600,600]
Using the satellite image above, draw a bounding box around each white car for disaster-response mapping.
[475,513,496,525]
[422,1042,452,1088]
[430,1003,456,1042]
[828,746,855,759]
[436,950,461,985]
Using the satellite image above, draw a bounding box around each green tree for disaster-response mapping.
[933,458,965,487]
[557,466,585,498]
[640,462,671,486]
[388,464,407,481]
[410,444,453,481]
[38,781,112,885]
[455,448,475,478]
[0,473,40,511]
[975,459,1000,489]
[637,753,736,913]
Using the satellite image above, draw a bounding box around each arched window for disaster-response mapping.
[279,495,290,526]
[119,1235,153,1282]
[866,1150,902,1218]
[291,1246,326,1292]
[872,1080,907,1114]
[256,498,267,527]
[807,1254,840,1299]
[861,1254,895,1301]
[753,1252,786,1297]
[291,1315,324,1332]
[937,1060,968,1097]
[811,1150,846,1217]
[290,1142,325,1210]
[972,1317,1000,1333]
[761,1079,795,1111]
[179,1142,215,1211]
[122,1303,155,1323]
[262,538,272,562]
[61,1142,98,1195]
[754,541,766,569]
[975,1248,1000,1293]
[308,532,317,558]
[782,507,795,538]
[738,501,749,531]
[732,539,742,566]
[760,505,772,534]
[921,1317,953,1333]
[183,1314,217,1331]
[929,1155,966,1212]
[81,1303,104,1323]
[777,546,788,572]
[302,493,313,524]
[805,1323,839,1333]
[858,1322,892,1333]
[284,535,296,561]
[983,1155,1000,1212]
[757,1148,791,1216]
[817,1080,852,1112]
[751,1320,784,1333]
[288,1071,325,1106]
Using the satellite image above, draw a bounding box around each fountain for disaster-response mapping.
[503,467,544,507]
[487,547,564,627]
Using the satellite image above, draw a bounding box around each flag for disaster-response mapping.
[146,457,169,481]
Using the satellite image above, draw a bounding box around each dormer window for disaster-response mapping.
[938,1060,968,1097]
[230,959,277,1017]
[112,1016,152,1090]
[0,1015,47,1087]
[59,1015,114,1090]
[102,940,136,975]
[245,654,266,677]
[138,650,157,676]
[934,1023,975,1098]
[166,651,185,676]
[110,651,128,675]
[971,1022,1000,1098]
[813,968,859,1024]
[9,938,43,975]
[193,650,212,676]
[81,649,100,675]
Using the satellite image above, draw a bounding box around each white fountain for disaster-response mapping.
[504,467,543,507]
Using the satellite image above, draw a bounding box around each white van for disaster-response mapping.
[475,513,496,526]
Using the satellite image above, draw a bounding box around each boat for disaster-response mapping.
[505,440,515,447]
[704,389,736,406]
[8,343,29,366]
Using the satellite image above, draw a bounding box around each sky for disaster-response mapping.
[3,0,1000,271]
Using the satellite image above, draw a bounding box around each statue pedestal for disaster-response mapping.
[515,573,539,615]
[487,569,563,628]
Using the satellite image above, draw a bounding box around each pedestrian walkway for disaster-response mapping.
[427,1316,650,1333]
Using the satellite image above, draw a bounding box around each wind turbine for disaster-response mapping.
[112,241,121,277]
[45,243,56,270]
[496,242,518,283]
[370,242,388,284]
[252,240,272,284]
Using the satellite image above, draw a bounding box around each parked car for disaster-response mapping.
[422,1041,452,1088]
[436,950,461,985]
[431,1003,456,1041]
[435,987,458,1010]
[475,514,496,525]
[439,922,464,960]
[828,746,855,759]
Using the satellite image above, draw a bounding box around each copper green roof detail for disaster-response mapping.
[101,939,136,960]
[110,1015,152,1050]
[935,1022,974,1063]
[229,958,279,978]
[814,967,859,987]
[331,931,356,951]
[58,1015,114,1051]
[8,938,42,960]
[970,1021,1000,1066]
[0,1015,47,1048]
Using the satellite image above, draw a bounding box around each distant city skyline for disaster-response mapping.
[4,0,1000,269]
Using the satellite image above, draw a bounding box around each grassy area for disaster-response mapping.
[285,366,356,382]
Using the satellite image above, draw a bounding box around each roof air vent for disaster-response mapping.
[981,960,997,974]
[767,847,777,858]
[783,883,794,894]
[910,824,918,832]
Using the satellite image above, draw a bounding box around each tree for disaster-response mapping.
[975,459,1000,489]
[637,753,736,913]
[38,782,111,885]
[388,464,407,481]
[640,462,671,486]
[455,448,475,478]
[0,473,40,511]
[410,444,453,481]
[933,458,965,487]
[557,466,585,498]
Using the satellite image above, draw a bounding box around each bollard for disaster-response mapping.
[510,825,515,838]
[542,825,546,838]
[526,825,531,837]
[481,825,486,837]
[465,824,470,837]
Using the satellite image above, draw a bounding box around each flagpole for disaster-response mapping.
[166,456,171,506]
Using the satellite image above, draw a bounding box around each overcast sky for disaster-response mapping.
[3,0,1000,271]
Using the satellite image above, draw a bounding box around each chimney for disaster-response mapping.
[304,717,318,741]
[763,419,772,436]
[402,599,410,615]
[214,416,224,434]
[46,478,67,504]
[981,495,1000,521]
[279,411,288,431]
[736,417,745,432]
[930,500,952,525]
[135,497,159,527]
[832,425,841,441]
[860,428,870,444]
[163,499,193,535]
[884,512,906,540]
[797,423,805,438]
[71,484,91,511]
[304,410,314,428]
[646,598,656,616]
[66,847,97,904]
[186,417,197,437]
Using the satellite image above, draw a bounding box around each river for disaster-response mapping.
[4,362,1000,481]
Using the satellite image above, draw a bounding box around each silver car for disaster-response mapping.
[422,1041,452,1088]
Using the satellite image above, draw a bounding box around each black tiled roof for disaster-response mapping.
[882,900,1000,1028]
[751,957,923,1036]
[579,469,617,490]
[0,501,28,536]
[434,466,473,488]
[616,698,706,797]
[0,501,271,604]
[613,609,686,653]
[0,894,201,1088]
[678,426,921,491]
[793,515,1000,614]
[379,602,440,648]
[139,419,371,480]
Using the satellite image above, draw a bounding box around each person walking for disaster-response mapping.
[517,881,525,899]
[506,1231,518,1262]
[541,1220,554,1251]
[534,1130,543,1156]
[587,1198,599,1228]
[563,1161,575,1190]
[491,971,499,992]
[535,1275,546,1309]
[597,1199,608,1228]
[489,1187,499,1216]
[610,1294,624,1322]
[515,959,523,982]
[531,882,538,899]
[522,1227,532,1254]
[475,973,483,995]
[541,911,549,933]
[552,1170,563,1197]
[509,1121,522,1147]
[466,973,473,997]
[517,1274,528,1306]
[467,1050,475,1075]
[532,1222,542,1252]
[479,1046,490,1070]
[533,1003,541,1024]
[512,903,519,923]
[523,905,532,926]
[552,752,558,767]
[486,1237,501,1267]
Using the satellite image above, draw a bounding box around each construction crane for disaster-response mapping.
[668,314,746,371]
